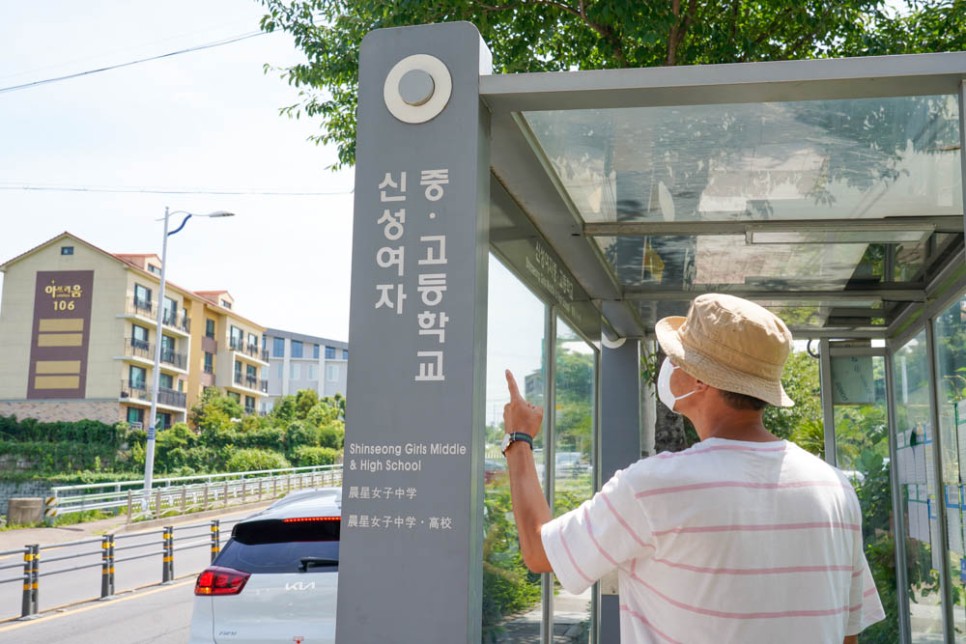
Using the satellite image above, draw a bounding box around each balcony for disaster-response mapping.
[129,298,154,318]
[234,372,260,389]
[160,349,187,371]
[229,338,268,363]
[120,379,150,403]
[162,310,191,334]
[123,337,153,361]
[119,380,187,409]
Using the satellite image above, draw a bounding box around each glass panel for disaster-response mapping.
[893,330,945,641]
[482,255,546,642]
[934,292,966,637]
[829,354,897,642]
[552,317,595,643]
[601,233,930,290]
[524,95,962,225]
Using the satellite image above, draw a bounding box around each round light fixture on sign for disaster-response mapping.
[383,54,452,124]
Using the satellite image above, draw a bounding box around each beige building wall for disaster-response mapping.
[0,232,269,426]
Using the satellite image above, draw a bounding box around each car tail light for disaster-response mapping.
[282,516,341,523]
[195,566,251,596]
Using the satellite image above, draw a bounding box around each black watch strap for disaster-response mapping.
[502,432,534,455]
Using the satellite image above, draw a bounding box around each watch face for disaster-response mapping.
[500,433,511,453]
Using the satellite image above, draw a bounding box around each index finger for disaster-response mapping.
[505,369,523,401]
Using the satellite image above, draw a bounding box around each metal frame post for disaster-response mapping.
[819,338,837,466]
[924,322,955,642]
[884,348,912,643]
[541,305,557,644]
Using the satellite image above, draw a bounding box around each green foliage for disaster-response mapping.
[482,487,541,638]
[291,445,340,466]
[257,0,964,170]
[0,415,122,447]
[190,387,244,432]
[225,448,291,472]
[765,350,823,442]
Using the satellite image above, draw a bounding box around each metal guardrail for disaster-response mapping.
[0,518,234,620]
[45,464,343,523]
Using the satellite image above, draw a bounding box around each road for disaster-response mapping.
[0,505,267,642]
[0,576,196,644]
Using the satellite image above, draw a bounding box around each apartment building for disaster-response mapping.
[261,328,348,414]
[0,232,269,428]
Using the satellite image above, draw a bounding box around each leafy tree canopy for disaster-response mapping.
[258,0,965,168]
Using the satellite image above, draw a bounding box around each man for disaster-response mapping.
[503,293,884,643]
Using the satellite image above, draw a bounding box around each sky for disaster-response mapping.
[0,0,355,342]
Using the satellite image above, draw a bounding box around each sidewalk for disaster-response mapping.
[0,500,275,552]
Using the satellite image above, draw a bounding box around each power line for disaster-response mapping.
[0,184,352,197]
[0,31,267,95]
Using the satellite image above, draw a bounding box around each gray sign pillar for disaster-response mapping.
[599,336,642,644]
[337,22,492,643]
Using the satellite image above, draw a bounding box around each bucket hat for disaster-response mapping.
[655,294,794,407]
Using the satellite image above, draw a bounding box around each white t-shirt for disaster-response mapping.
[541,438,885,643]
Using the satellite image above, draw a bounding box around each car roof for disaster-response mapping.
[242,487,342,522]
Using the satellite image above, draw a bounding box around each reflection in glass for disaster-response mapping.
[933,293,966,638]
[483,255,545,642]
[893,331,945,641]
[524,95,962,225]
[552,318,597,643]
[830,355,896,642]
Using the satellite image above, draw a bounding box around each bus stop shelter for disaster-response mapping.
[336,21,966,643]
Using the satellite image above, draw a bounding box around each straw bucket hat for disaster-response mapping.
[655,294,794,407]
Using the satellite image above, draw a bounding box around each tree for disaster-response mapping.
[257,0,965,169]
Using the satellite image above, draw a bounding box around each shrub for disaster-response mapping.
[225,448,290,472]
[292,446,340,466]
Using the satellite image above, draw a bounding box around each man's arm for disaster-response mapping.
[503,370,553,573]
[843,635,857,644]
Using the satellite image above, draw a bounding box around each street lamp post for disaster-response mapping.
[142,207,234,513]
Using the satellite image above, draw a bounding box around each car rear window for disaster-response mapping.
[214,518,340,574]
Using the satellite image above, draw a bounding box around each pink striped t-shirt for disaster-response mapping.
[541,438,885,643]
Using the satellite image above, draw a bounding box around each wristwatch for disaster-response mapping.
[501,432,533,456]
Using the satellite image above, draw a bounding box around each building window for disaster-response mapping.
[246,364,257,388]
[291,340,304,358]
[342,349,349,360]
[204,352,214,374]
[291,363,301,380]
[248,333,259,354]
[126,407,144,427]
[230,326,243,351]
[131,324,149,351]
[234,360,243,383]
[273,337,285,357]
[326,364,339,382]
[162,297,177,326]
[158,413,171,430]
[148,264,161,275]
[160,335,175,365]
[221,299,232,310]
[129,365,147,390]
[245,396,255,414]
[313,343,320,359]
[134,284,151,311]
[308,364,318,382]
[60,246,74,256]
[159,373,174,390]
[228,391,241,402]
[275,362,283,379]
[205,319,215,338]
[325,346,336,359]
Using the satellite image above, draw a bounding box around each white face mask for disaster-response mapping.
[657,360,698,413]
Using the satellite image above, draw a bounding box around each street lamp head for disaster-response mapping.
[205,211,235,218]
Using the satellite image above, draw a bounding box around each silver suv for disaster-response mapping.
[188,488,341,644]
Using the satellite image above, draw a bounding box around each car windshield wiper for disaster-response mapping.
[299,557,339,572]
